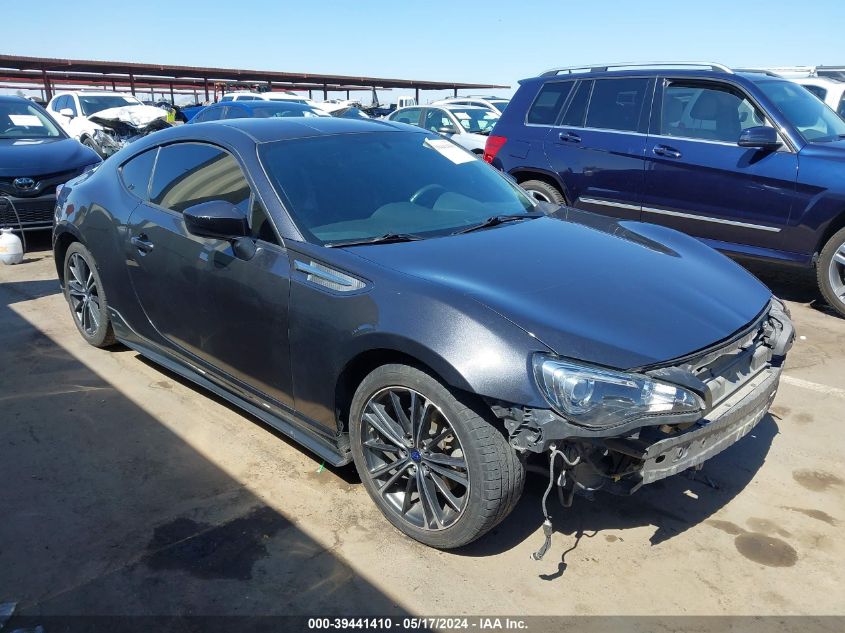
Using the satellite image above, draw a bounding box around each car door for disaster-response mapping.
[544,77,653,219]
[64,95,89,139]
[125,141,294,408]
[641,78,798,252]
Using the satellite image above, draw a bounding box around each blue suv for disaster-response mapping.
[485,62,845,317]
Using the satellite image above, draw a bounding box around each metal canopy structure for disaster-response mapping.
[0,54,508,103]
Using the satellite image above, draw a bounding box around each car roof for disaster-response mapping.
[208,100,313,110]
[189,116,408,143]
[0,95,34,103]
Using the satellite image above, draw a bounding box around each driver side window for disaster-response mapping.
[148,142,279,245]
[661,82,769,143]
[424,109,456,133]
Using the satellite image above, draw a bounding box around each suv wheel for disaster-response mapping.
[519,179,566,204]
[818,227,845,318]
[349,364,524,549]
[63,242,116,347]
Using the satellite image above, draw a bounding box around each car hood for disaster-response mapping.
[0,137,99,177]
[88,105,167,128]
[349,210,772,369]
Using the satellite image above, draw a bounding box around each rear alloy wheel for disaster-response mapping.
[350,364,524,549]
[518,179,566,205]
[817,227,845,318]
[63,242,116,347]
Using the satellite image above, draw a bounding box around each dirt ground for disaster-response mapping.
[1,234,843,624]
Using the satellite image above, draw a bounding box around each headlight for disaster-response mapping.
[532,355,702,429]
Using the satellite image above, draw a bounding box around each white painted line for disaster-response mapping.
[782,375,845,399]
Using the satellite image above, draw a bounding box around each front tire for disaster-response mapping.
[817,227,845,318]
[63,242,116,348]
[81,137,105,159]
[350,364,524,549]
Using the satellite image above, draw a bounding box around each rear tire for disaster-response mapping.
[349,364,524,549]
[519,179,566,204]
[63,242,116,348]
[817,227,845,318]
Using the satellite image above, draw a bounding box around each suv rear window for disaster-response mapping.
[527,82,573,125]
[585,78,650,132]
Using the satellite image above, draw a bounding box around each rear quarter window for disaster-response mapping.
[527,81,574,125]
[119,148,157,199]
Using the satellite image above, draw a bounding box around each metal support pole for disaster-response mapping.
[112,81,117,91]
[169,82,174,104]
[204,78,209,102]
[308,90,312,99]
[415,87,420,103]
[41,70,52,100]
[346,90,350,100]
[453,87,458,97]
[129,73,136,95]
[323,84,328,100]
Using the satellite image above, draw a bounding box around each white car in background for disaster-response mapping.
[46,91,169,157]
[220,90,324,110]
[433,95,510,114]
[745,67,845,119]
[387,104,499,154]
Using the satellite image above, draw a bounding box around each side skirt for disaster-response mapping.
[109,310,352,467]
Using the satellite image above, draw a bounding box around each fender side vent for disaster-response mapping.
[294,260,365,292]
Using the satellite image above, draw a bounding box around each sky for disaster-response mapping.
[3,0,845,104]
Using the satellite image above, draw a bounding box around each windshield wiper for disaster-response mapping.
[326,232,424,247]
[452,212,543,235]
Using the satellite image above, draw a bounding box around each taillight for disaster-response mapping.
[483,135,507,164]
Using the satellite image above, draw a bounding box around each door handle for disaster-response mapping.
[559,131,581,143]
[131,235,154,253]
[653,144,682,159]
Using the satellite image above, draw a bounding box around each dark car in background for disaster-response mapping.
[0,95,101,231]
[190,100,329,123]
[53,117,792,549]
[485,62,845,317]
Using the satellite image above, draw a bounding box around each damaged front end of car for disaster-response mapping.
[88,115,171,158]
[492,299,794,559]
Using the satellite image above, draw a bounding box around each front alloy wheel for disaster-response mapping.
[350,364,524,549]
[360,386,469,531]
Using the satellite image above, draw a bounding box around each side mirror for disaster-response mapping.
[59,108,75,119]
[737,126,781,150]
[184,200,255,260]
[437,126,458,135]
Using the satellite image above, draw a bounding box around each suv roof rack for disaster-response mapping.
[540,61,733,77]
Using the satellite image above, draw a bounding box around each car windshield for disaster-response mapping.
[449,108,499,134]
[258,130,535,245]
[757,80,845,142]
[0,101,62,139]
[78,95,142,116]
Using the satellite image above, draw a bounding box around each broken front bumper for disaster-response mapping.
[633,364,779,489]
[499,299,794,493]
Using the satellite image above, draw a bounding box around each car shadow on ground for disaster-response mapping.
[0,276,405,625]
[457,414,779,564]
[737,257,843,319]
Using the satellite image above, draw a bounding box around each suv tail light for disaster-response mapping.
[483,135,507,164]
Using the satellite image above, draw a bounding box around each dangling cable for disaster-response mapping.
[532,444,581,561]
